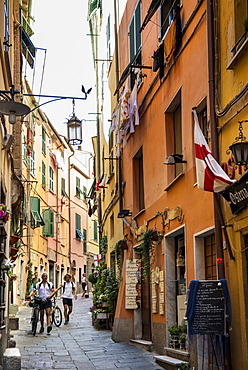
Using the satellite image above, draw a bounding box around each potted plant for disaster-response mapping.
[179,333,187,347]
[0,204,11,224]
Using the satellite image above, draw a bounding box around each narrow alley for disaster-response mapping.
[11,295,164,370]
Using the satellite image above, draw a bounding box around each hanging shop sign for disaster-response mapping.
[221,170,248,214]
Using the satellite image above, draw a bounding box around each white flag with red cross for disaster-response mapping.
[193,110,235,192]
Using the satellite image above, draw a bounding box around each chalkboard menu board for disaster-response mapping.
[191,281,226,335]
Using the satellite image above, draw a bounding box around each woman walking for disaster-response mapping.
[81,273,88,298]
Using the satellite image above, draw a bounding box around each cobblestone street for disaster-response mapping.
[11,295,164,370]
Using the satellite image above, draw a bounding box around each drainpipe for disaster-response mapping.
[68,148,74,272]
[207,0,225,280]
[95,18,102,245]
[113,0,123,212]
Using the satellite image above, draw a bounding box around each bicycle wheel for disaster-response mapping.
[31,308,39,336]
[52,306,62,327]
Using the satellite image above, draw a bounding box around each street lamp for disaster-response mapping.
[228,120,248,166]
[67,99,82,145]
[0,85,92,145]
[0,85,30,124]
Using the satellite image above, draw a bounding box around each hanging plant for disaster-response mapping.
[139,229,163,279]
[100,235,108,254]
[115,239,127,276]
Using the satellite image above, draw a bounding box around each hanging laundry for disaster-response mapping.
[130,80,139,132]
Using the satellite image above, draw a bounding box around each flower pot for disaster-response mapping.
[10,235,20,246]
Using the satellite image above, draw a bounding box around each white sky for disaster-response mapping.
[24,0,97,153]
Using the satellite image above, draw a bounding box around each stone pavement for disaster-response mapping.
[11,294,164,370]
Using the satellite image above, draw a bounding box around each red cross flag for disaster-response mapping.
[94,254,102,266]
[193,110,235,192]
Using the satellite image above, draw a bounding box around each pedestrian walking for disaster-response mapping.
[31,272,61,334]
[81,273,88,297]
[61,273,77,324]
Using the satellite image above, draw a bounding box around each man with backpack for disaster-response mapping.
[61,273,77,324]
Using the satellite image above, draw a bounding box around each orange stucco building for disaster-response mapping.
[110,0,222,368]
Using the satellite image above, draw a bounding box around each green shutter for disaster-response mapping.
[42,209,54,237]
[42,161,46,188]
[76,213,81,239]
[94,221,98,241]
[30,196,44,228]
[42,127,46,155]
[83,229,87,253]
[49,210,54,236]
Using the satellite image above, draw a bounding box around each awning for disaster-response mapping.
[140,0,161,32]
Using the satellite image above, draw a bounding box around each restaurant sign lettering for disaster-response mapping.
[221,171,248,214]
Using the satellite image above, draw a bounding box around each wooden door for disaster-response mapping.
[141,277,151,340]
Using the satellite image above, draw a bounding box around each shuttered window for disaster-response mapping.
[75,213,83,240]
[49,166,54,192]
[42,127,46,155]
[42,161,46,189]
[83,229,87,253]
[93,221,98,241]
[42,209,54,237]
[30,196,44,229]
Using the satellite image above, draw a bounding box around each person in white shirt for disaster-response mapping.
[81,273,88,297]
[32,272,60,334]
[61,274,77,324]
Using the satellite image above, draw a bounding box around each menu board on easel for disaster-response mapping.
[190,281,226,335]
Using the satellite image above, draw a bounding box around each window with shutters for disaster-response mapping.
[75,213,83,240]
[110,214,114,238]
[161,0,179,39]
[30,196,45,229]
[49,166,54,192]
[30,150,35,177]
[61,178,68,197]
[76,177,83,198]
[42,209,54,237]
[129,1,142,89]
[83,229,87,253]
[93,220,98,241]
[109,131,114,176]
[42,161,46,189]
[42,127,46,155]
[83,186,87,202]
[133,147,145,214]
[106,14,111,69]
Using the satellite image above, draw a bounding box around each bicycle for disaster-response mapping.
[50,296,62,327]
[29,296,47,336]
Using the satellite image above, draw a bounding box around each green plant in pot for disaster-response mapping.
[168,325,181,336]
[179,333,187,343]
